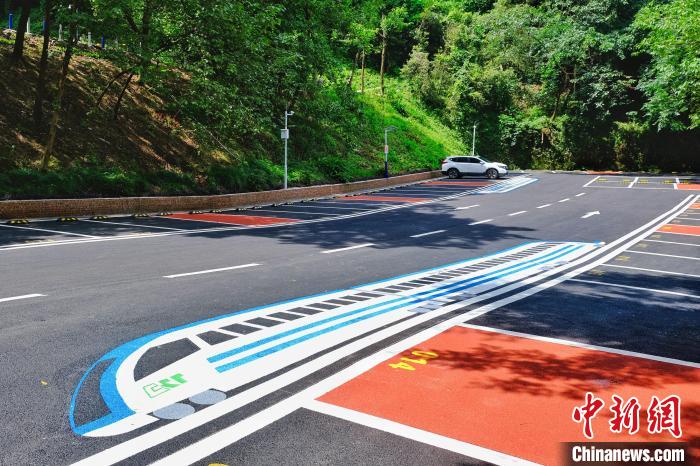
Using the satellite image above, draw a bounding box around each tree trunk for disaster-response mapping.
[33,0,52,128]
[10,0,31,64]
[113,71,135,119]
[95,68,132,108]
[43,22,75,170]
[347,51,359,88]
[379,34,387,96]
[360,50,366,94]
[138,0,153,84]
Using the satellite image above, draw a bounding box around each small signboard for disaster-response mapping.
[281,129,289,140]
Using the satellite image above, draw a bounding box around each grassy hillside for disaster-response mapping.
[0,34,463,199]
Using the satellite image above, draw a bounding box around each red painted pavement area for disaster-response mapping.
[692,204,700,209]
[676,184,700,191]
[424,181,491,187]
[658,224,700,236]
[167,213,300,225]
[340,195,430,203]
[319,326,699,465]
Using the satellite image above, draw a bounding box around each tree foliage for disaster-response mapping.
[5,0,699,186]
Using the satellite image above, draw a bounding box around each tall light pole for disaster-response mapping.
[281,110,294,189]
[471,123,477,157]
[384,126,397,178]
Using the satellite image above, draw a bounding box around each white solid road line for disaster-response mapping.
[83,219,186,231]
[164,263,261,278]
[71,195,697,466]
[469,219,493,225]
[576,192,586,197]
[627,250,700,261]
[459,324,699,367]
[0,293,45,303]
[282,204,374,211]
[601,263,700,278]
[676,217,700,222]
[536,204,551,209]
[508,210,527,216]
[251,209,341,216]
[410,230,446,238]
[643,239,700,247]
[0,223,98,238]
[558,198,570,203]
[321,243,374,254]
[582,175,600,187]
[568,278,700,299]
[456,204,479,210]
[306,401,537,466]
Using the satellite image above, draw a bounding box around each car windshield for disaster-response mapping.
[478,157,491,163]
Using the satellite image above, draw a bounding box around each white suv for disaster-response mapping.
[441,156,508,179]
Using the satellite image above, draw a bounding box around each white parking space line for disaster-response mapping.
[248,209,341,216]
[0,223,98,238]
[469,219,493,225]
[644,239,700,247]
[0,293,45,303]
[456,204,479,210]
[314,200,399,206]
[568,278,699,299]
[583,175,601,187]
[83,219,187,231]
[591,185,675,190]
[164,263,261,278]
[628,176,639,188]
[285,204,374,211]
[537,204,552,209]
[508,211,527,217]
[410,230,446,238]
[627,250,700,261]
[558,198,570,203]
[460,324,699,367]
[306,401,537,466]
[601,264,700,278]
[321,243,374,254]
[576,192,586,197]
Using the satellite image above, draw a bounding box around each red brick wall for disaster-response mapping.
[0,171,443,219]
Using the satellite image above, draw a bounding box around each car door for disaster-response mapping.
[464,157,485,174]
[451,157,471,173]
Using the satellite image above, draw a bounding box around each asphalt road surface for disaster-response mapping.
[0,173,698,465]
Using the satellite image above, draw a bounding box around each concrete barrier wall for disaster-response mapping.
[0,171,443,219]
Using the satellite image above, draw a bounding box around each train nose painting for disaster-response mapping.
[69,241,598,438]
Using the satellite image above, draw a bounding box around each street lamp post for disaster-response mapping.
[384,126,397,179]
[281,110,294,189]
[471,123,477,157]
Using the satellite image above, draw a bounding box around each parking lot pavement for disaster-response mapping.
[468,199,700,362]
[0,176,510,249]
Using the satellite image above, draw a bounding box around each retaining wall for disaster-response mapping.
[0,171,443,219]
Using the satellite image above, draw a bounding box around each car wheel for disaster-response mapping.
[486,168,499,179]
[447,168,460,179]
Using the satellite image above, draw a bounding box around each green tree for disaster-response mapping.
[635,0,700,129]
